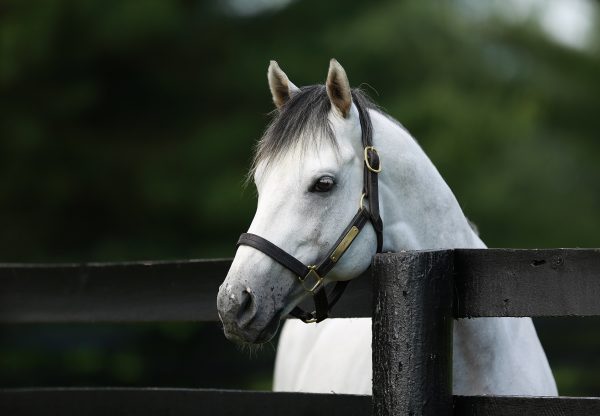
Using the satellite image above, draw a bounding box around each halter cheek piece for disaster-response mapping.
[237,92,383,323]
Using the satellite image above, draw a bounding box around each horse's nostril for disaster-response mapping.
[237,287,257,328]
[238,289,251,311]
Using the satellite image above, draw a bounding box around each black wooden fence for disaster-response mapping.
[1,249,599,415]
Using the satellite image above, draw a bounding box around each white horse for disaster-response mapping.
[217,59,558,396]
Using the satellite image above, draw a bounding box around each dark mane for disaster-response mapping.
[251,85,377,175]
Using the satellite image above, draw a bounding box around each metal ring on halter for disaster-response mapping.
[364,146,382,173]
[359,193,367,211]
[304,313,318,324]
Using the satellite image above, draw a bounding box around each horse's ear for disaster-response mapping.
[268,60,299,109]
[326,59,352,118]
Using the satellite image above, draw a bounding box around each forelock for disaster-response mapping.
[249,86,377,178]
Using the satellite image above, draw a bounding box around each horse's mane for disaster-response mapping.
[250,85,377,176]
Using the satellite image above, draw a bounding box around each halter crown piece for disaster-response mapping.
[237,92,383,323]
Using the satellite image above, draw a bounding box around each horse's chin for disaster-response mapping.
[223,311,282,345]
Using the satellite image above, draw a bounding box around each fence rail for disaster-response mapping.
[1,248,599,415]
[2,249,599,323]
[0,388,370,416]
[1,389,599,416]
[454,248,600,317]
[0,259,371,323]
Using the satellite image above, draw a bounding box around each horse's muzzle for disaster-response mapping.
[217,282,281,344]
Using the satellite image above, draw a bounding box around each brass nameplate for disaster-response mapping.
[330,226,360,262]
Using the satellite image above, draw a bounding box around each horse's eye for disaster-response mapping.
[312,176,335,193]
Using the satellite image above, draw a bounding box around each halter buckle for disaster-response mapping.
[299,265,323,294]
[364,146,382,173]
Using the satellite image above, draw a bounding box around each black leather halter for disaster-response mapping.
[237,92,383,323]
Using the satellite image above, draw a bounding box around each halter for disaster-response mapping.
[237,92,383,323]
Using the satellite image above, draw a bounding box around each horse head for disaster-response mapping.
[217,60,379,343]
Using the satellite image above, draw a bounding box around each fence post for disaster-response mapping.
[372,250,454,416]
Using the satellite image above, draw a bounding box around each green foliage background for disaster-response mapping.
[0,0,599,395]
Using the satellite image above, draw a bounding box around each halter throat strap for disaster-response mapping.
[237,94,383,323]
[355,91,383,253]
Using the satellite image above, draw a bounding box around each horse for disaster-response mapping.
[216,59,558,396]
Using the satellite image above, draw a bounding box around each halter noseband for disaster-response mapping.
[237,92,383,323]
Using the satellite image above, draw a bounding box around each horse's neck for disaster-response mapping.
[368,111,558,395]
[371,110,485,251]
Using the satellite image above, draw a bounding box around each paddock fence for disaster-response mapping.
[0,249,599,415]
